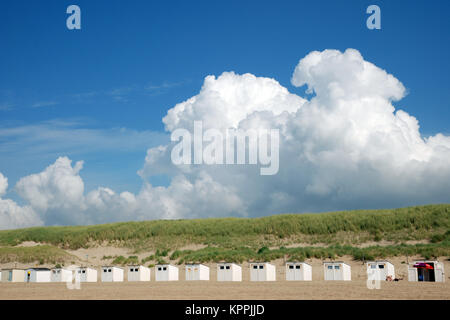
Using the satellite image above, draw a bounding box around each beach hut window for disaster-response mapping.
[259,265,264,269]
[220,266,225,270]
[327,266,333,269]
[253,265,258,269]
[378,265,384,269]
[226,266,230,270]
[163,267,167,271]
[296,265,301,269]
[334,266,340,270]
[289,265,294,269]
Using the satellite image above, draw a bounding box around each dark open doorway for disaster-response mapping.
[416,262,435,282]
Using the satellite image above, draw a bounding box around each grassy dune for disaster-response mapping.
[0,204,449,264]
[0,245,73,264]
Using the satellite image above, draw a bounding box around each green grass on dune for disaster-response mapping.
[171,240,450,264]
[0,204,448,249]
[0,245,73,264]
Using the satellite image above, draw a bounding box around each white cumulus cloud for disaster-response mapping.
[163,71,306,132]
[0,172,43,230]
[1,48,449,228]
[0,173,7,197]
[16,157,85,213]
[144,48,450,215]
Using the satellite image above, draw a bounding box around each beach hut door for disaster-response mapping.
[378,264,387,280]
[225,265,231,280]
[186,268,192,281]
[408,267,417,282]
[435,264,444,283]
[326,265,334,280]
[294,265,301,281]
[334,265,342,281]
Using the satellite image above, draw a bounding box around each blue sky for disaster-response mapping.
[1,0,449,205]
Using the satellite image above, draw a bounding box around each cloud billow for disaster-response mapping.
[1,48,449,229]
[0,172,43,229]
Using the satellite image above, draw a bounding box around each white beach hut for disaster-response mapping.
[250,262,276,281]
[155,264,179,281]
[185,264,209,281]
[51,268,74,282]
[1,269,25,282]
[25,268,51,282]
[323,262,351,281]
[286,262,312,281]
[127,265,150,282]
[366,261,395,281]
[76,267,98,282]
[408,260,445,282]
[101,266,124,282]
[217,263,242,281]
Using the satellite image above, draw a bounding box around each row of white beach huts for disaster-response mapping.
[0,260,445,283]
